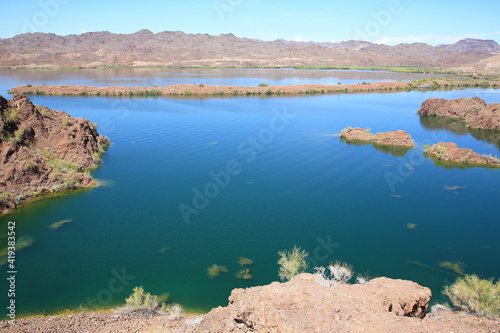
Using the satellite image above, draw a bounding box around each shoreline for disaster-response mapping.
[8,78,500,98]
[0,65,461,75]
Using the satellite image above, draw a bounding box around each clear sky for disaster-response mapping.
[1,0,499,45]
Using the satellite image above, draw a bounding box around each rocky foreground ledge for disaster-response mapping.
[0,94,110,215]
[2,274,500,332]
[419,97,500,130]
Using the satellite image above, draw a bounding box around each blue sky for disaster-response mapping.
[1,0,499,45]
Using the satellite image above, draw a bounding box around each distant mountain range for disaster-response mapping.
[0,30,496,69]
[286,38,500,54]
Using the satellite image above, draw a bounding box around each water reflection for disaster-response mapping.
[0,67,456,93]
[419,114,500,149]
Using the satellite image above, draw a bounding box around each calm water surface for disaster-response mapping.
[0,67,456,96]
[0,70,499,318]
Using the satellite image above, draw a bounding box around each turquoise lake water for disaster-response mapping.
[0,69,499,318]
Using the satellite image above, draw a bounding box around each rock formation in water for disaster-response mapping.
[418,97,500,130]
[424,142,500,167]
[0,94,110,214]
[340,127,415,147]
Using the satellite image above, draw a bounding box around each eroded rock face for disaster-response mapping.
[425,142,500,167]
[193,273,431,333]
[0,94,110,214]
[419,97,500,130]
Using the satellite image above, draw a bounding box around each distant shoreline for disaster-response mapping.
[0,65,456,75]
[8,78,500,98]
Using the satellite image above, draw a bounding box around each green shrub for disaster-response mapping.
[443,274,500,317]
[198,84,205,88]
[185,90,193,96]
[3,108,19,124]
[151,83,158,87]
[258,83,269,87]
[125,286,165,313]
[8,129,24,144]
[277,246,309,281]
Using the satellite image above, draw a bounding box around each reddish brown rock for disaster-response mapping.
[419,97,500,130]
[2,274,500,332]
[425,142,500,167]
[340,127,414,147]
[0,94,110,215]
[193,274,433,333]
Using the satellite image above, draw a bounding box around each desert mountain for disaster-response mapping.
[0,30,492,68]
[438,38,500,54]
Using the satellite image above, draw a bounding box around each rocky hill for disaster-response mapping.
[0,94,109,214]
[0,30,492,68]
[438,38,500,54]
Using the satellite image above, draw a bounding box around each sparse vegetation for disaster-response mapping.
[238,257,254,266]
[314,260,354,288]
[2,108,19,124]
[207,264,228,278]
[120,286,180,316]
[258,82,269,87]
[49,219,73,229]
[277,246,309,281]
[443,274,500,317]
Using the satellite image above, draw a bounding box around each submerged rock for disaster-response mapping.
[0,94,110,214]
[418,97,500,130]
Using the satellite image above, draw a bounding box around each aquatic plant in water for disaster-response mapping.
[207,264,229,278]
[236,268,252,280]
[406,223,417,229]
[238,257,254,266]
[0,236,34,266]
[440,261,465,275]
[49,219,72,229]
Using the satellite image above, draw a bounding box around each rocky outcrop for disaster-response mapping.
[418,97,500,130]
[193,273,432,332]
[3,274,500,332]
[340,127,414,147]
[0,94,110,214]
[424,142,500,167]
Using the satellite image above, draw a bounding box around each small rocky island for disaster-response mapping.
[340,127,415,147]
[424,142,500,167]
[418,97,500,130]
[0,94,110,214]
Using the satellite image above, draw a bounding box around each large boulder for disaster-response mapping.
[193,273,431,332]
